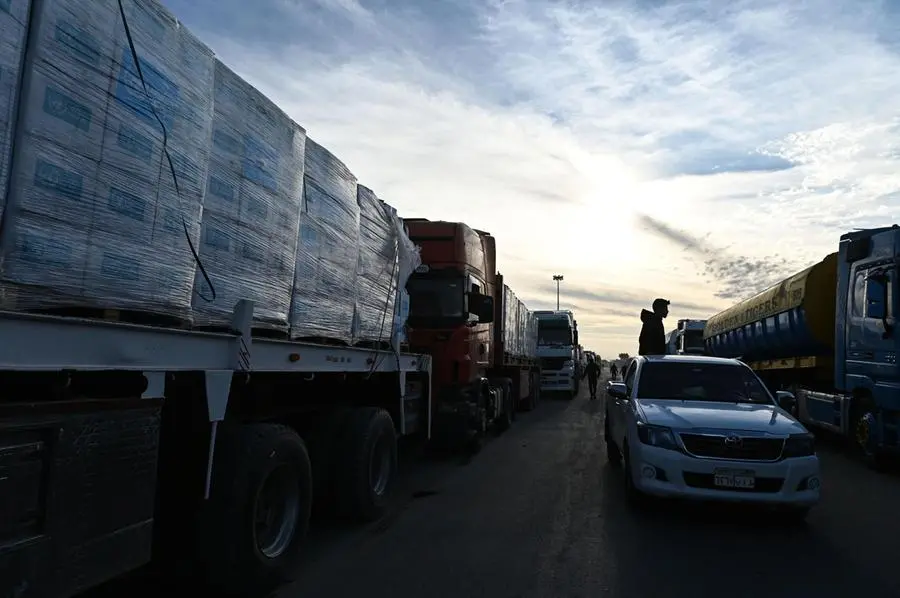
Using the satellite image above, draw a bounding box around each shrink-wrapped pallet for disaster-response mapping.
[193,61,305,333]
[502,285,519,356]
[0,0,214,324]
[0,0,31,223]
[290,139,360,342]
[516,299,529,357]
[383,200,418,347]
[522,307,537,357]
[356,184,398,345]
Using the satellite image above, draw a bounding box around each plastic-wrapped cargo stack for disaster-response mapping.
[290,139,360,343]
[193,60,305,334]
[502,285,521,356]
[385,200,417,347]
[0,0,31,223]
[356,184,398,346]
[0,0,214,322]
[518,300,536,357]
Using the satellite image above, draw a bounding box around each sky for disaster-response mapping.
[163,0,900,358]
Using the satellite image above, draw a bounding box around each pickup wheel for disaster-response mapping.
[604,410,621,467]
[334,407,398,522]
[199,423,312,594]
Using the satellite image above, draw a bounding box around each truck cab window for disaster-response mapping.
[864,270,894,320]
[852,271,866,318]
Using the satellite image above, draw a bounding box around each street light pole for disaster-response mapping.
[552,274,564,310]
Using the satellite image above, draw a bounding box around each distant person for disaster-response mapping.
[610,363,618,380]
[583,356,601,400]
[639,298,670,356]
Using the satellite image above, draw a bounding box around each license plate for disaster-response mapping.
[713,468,755,489]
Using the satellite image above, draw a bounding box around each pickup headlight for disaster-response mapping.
[636,423,680,451]
[782,433,815,458]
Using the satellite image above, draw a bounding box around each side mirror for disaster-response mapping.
[467,292,494,323]
[607,382,628,399]
[775,390,796,412]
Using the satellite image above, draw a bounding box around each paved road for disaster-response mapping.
[282,381,900,598]
[83,380,900,598]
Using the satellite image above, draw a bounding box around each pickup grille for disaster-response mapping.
[679,433,784,461]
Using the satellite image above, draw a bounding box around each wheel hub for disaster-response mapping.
[254,464,301,559]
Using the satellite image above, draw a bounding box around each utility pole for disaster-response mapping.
[553,274,564,310]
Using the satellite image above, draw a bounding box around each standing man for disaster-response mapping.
[610,362,618,380]
[583,355,602,400]
[639,298,670,356]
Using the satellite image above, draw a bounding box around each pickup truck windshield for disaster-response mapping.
[538,324,572,345]
[636,362,772,404]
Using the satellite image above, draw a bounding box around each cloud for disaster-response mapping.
[161,0,900,356]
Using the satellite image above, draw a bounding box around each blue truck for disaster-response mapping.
[704,225,900,465]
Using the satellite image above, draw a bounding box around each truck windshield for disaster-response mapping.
[681,330,705,352]
[636,362,772,404]
[538,323,572,345]
[406,275,465,324]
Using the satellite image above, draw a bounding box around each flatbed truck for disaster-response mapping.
[0,301,431,597]
[403,219,540,449]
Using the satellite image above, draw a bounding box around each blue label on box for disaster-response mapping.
[43,86,92,132]
[53,21,103,67]
[116,124,155,162]
[242,135,278,192]
[244,194,268,221]
[213,128,241,156]
[203,224,231,251]
[33,159,84,201]
[108,186,147,222]
[208,175,236,203]
[17,232,71,267]
[240,241,264,263]
[100,253,140,281]
[115,48,178,130]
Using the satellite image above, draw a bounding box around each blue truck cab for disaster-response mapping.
[704,225,900,462]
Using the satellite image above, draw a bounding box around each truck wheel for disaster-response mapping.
[200,423,312,594]
[495,381,514,433]
[334,408,398,522]
[849,400,889,471]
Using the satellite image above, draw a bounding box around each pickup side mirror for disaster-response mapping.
[607,382,628,399]
[775,390,797,412]
[467,292,494,323]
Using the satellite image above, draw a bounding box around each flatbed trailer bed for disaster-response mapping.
[0,300,432,598]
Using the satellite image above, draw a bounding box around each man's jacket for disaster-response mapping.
[638,309,666,355]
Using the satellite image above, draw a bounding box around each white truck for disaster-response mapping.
[534,310,580,398]
[667,319,708,355]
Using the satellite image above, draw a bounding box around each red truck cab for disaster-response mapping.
[403,219,538,448]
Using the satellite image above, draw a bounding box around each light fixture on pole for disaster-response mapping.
[552,274,564,310]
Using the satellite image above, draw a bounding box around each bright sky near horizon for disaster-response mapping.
[164,0,900,358]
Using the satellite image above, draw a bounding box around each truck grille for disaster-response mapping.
[540,357,568,370]
[679,433,785,461]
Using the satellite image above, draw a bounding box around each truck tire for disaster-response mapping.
[199,423,312,595]
[495,380,514,433]
[333,407,398,522]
